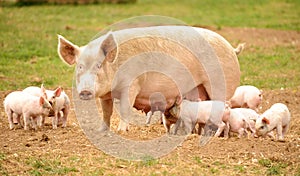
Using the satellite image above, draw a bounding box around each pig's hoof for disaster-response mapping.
[98,124,109,132]
[278,139,285,142]
[117,124,129,132]
[117,126,129,132]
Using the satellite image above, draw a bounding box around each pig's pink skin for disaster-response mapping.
[58,26,243,132]
[23,86,42,97]
[229,85,262,111]
[23,86,70,129]
[4,91,51,130]
[41,87,70,129]
[255,103,291,141]
[170,100,229,137]
[227,108,258,138]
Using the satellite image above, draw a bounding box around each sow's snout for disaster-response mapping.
[76,73,96,100]
[79,90,94,100]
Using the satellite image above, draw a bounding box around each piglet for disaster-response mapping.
[23,85,70,129]
[229,85,262,111]
[4,91,52,130]
[255,103,291,141]
[145,92,167,125]
[166,98,230,137]
[43,86,70,129]
[227,108,259,138]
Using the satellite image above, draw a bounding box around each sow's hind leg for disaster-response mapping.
[197,84,210,101]
[184,84,210,101]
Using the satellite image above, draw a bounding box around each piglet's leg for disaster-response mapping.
[38,115,45,127]
[223,122,230,138]
[282,124,289,139]
[146,111,153,125]
[276,124,284,141]
[162,114,169,133]
[214,122,226,137]
[7,112,14,130]
[52,112,58,129]
[23,114,30,130]
[62,107,69,128]
[31,117,38,130]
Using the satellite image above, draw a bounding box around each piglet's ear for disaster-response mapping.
[57,35,80,66]
[54,87,62,97]
[39,97,45,106]
[40,84,47,99]
[101,32,117,63]
[262,117,270,124]
[175,95,182,106]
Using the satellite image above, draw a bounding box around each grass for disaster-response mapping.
[258,158,290,175]
[240,45,300,89]
[0,0,299,90]
[0,152,8,176]
[0,2,299,174]
[26,157,78,175]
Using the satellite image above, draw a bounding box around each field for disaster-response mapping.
[0,0,300,175]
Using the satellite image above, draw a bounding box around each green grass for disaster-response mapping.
[26,157,78,175]
[258,158,289,175]
[0,0,299,91]
[240,45,300,89]
[0,152,8,176]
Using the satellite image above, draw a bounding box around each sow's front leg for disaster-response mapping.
[118,83,140,131]
[118,91,134,132]
[100,98,113,132]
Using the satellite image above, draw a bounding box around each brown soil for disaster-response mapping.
[0,27,300,175]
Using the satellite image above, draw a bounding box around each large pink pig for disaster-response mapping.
[229,85,262,111]
[4,91,52,130]
[255,103,291,141]
[58,26,243,131]
[167,99,230,137]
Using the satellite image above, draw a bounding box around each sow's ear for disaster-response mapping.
[57,35,80,65]
[262,117,270,125]
[100,32,117,63]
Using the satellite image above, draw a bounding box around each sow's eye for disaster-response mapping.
[77,64,84,72]
[78,64,83,70]
[96,63,101,69]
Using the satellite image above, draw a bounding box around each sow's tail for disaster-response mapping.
[234,43,246,55]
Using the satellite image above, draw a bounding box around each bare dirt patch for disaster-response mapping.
[0,27,300,175]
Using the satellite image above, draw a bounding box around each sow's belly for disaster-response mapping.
[133,95,177,114]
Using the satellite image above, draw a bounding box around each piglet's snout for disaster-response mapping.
[79,90,93,100]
